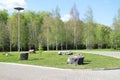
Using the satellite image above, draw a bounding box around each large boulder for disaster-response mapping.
[67,54,84,65]
[20,53,28,60]
[58,51,73,55]
[28,49,36,54]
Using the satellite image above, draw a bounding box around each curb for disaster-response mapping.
[92,68,120,71]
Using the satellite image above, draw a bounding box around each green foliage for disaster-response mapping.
[0,9,8,24]
[38,44,43,53]
[0,7,118,51]
[0,10,9,51]
[112,8,120,49]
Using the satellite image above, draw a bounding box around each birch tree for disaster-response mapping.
[70,4,80,49]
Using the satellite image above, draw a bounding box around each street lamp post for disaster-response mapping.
[14,7,24,51]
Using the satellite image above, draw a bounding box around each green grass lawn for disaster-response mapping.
[0,51,120,69]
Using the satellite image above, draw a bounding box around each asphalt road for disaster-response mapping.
[80,51,120,58]
[0,62,120,80]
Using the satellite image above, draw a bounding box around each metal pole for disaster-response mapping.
[18,11,20,51]
[14,7,24,52]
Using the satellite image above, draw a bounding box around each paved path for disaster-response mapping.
[0,62,120,80]
[80,51,120,58]
[0,51,120,80]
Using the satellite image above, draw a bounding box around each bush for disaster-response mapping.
[38,44,43,53]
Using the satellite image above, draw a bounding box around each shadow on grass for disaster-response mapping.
[29,58,44,61]
[83,60,91,65]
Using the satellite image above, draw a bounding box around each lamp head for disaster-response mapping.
[14,7,24,11]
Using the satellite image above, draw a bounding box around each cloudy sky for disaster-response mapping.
[0,0,120,26]
[0,0,26,10]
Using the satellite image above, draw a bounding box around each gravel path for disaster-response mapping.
[0,51,120,80]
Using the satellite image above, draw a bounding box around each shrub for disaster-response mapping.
[38,44,43,54]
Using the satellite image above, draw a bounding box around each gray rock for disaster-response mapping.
[67,54,84,65]
[5,53,12,57]
[20,53,28,60]
[28,49,36,54]
[58,51,73,55]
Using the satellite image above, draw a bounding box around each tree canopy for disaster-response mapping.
[0,6,119,51]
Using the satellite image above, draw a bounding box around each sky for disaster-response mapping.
[0,0,120,26]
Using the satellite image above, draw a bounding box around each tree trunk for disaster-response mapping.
[56,39,58,50]
[61,42,63,50]
[66,42,68,50]
[47,38,49,51]
[55,25,58,50]
[86,39,88,49]
[47,26,49,51]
